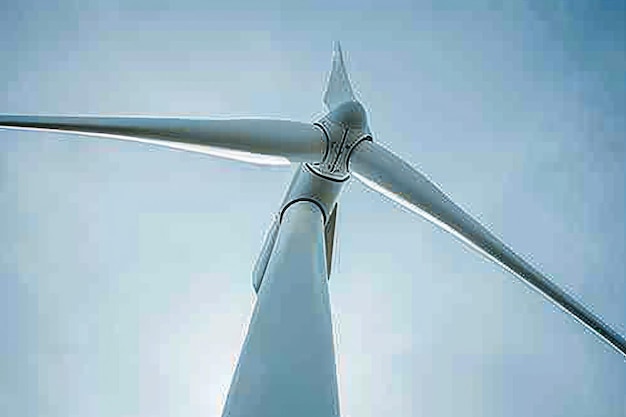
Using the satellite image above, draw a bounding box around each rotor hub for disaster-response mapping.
[310,101,372,180]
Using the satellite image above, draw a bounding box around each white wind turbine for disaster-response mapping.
[1,43,624,417]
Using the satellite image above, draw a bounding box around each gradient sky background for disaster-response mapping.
[1,1,625,416]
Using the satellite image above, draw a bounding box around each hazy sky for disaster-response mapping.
[1,1,624,416]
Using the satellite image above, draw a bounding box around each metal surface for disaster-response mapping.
[0,115,326,165]
[278,163,346,223]
[254,163,346,291]
[222,201,340,417]
[349,139,626,357]
[311,101,372,180]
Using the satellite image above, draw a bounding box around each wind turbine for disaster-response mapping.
[1,43,624,417]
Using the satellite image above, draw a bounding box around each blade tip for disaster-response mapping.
[332,41,345,63]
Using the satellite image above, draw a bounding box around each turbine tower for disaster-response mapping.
[1,43,624,417]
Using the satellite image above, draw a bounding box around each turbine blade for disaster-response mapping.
[252,215,280,293]
[323,42,356,111]
[350,140,626,357]
[324,203,338,277]
[0,115,327,165]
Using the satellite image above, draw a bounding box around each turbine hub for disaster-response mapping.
[310,101,372,180]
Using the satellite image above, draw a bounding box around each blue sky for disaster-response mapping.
[1,1,624,416]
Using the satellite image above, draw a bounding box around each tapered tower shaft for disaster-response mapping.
[221,201,340,417]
